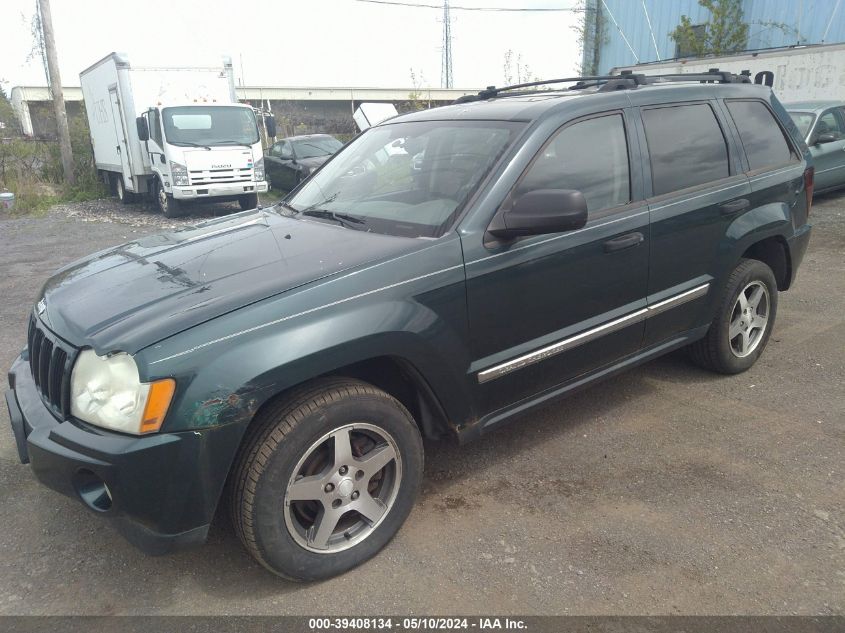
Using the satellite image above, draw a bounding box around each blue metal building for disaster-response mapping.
[582,0,845,73]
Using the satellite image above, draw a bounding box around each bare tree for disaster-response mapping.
[36,0,74,184]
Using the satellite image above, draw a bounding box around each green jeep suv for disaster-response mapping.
[6,71,813,580]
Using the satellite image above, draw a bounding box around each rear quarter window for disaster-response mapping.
[726,100,796,171]
[641,102,730,196]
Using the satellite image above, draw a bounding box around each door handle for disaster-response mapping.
[719,198,750,215]
[603,232,644,253]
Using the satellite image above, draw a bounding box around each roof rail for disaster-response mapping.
[454,69,752,103]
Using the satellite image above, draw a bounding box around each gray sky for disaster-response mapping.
[0,0,582,92]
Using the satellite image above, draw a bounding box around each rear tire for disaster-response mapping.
[228,377,423,581]
[239,193,259,210]
[154,179,184,218]
[114,174,134,204]
[688,258,778,374]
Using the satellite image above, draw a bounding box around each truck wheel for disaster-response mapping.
[688,258,778,374]
[239,193,259,210]
[229,377,424,581]
[154,179,183,218]
[115,175,134,205]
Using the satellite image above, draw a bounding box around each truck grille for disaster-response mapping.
[189,167,254,186]
[27,314,77,420]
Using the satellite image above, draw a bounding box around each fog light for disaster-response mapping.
[73,469,113,512]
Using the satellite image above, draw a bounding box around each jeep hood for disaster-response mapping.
[38,209,419,354]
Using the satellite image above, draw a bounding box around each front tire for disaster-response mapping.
[239,193,259,210]
[689,258,778,374]
[229,378,424,581]
[154,179,184,218]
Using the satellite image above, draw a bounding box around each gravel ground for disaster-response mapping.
[0,193,843,616]
[49,193,281,229]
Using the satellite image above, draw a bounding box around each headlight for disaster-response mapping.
[253,157,265,182]
[170,161,189,186]
[70,350,175,435]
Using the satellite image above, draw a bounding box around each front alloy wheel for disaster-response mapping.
[284,423,401,553]
[229,378,423,581]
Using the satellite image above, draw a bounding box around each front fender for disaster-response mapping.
[135,234,470,435]
[165,299,473,434]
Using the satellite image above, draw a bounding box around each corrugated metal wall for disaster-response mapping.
[594,0,845,72]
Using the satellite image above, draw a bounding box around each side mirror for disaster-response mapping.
[814,132,837,145]
[136,116,149,142]
[265,116,277,138]
[488,189,588,239]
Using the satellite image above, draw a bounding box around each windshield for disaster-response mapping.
[284,120,524,238]
[294,137,343,159]
[162,106,259,146]
[788,111,815,139]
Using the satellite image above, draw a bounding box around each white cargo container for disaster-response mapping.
[80,52,271,216]
[612,42,845,102]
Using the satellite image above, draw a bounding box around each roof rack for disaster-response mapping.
[454,69,752,103]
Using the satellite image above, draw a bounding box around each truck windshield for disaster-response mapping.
[162,106,259,146]
[283,120,525,238]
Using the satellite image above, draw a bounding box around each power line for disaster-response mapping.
[352,0,579,11]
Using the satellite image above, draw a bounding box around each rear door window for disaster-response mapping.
[516,113,631,215]
[726,100,796,171]
[642,103,730,196]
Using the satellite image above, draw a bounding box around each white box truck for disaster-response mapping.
[612,42,845,103]
[80,52,273,217]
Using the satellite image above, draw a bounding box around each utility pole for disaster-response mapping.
[440,0,453,89]
[37,0,74,185]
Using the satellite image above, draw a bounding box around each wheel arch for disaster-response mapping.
[741,235,792,291]
[726,202,794,291]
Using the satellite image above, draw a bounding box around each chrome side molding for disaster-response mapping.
[477,283,710,384]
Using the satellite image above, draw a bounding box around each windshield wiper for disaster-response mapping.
[213,140,256,147]
[301,209,367,230]
[169,141,212,150]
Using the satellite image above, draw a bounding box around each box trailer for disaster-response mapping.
[612,42,845,103]
[80,52,272,216]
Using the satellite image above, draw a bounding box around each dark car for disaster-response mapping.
[6,71,813,581]
[265,134,343,191]
[785,101,845,194]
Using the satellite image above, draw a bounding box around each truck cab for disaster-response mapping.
[79,52,271,217]
[137,103,269,216]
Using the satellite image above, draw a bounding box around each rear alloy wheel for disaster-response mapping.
[688,258,778,374]
[155,179,183,218]
[229,378,423,581]
[115,175,133,204]
[728,281,770,358]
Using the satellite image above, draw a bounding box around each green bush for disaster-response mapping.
[1,108,106,213]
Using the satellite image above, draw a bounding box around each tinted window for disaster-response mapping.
[642,103,729,196]
[726,100,795,171]
[517,114,630,214]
